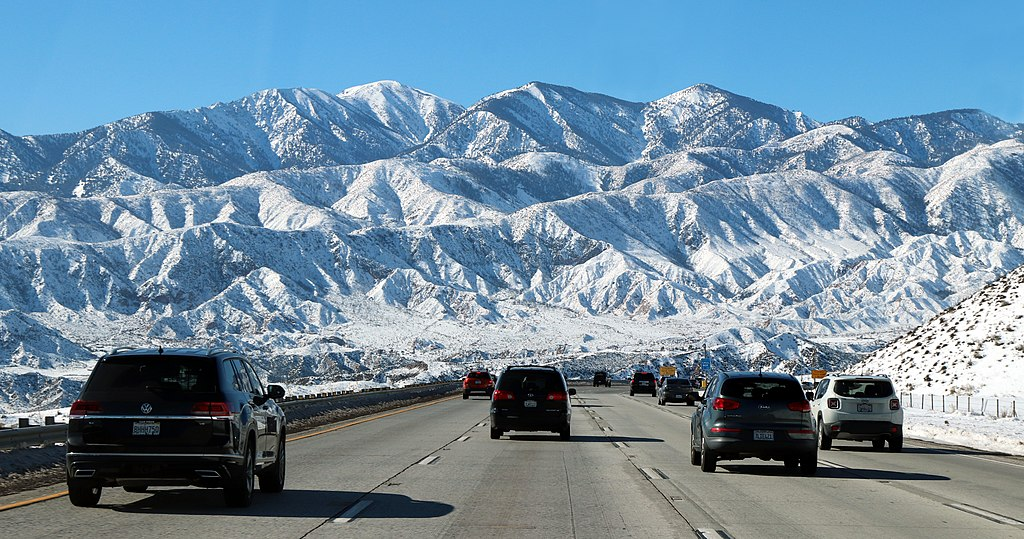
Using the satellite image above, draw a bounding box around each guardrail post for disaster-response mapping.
[930,394,934,411]
[942,395,945,413]
[997,399,1000,418]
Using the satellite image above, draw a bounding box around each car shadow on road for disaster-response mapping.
[109,489,454,518]
[715,464,949,481]
[501,434,663,443]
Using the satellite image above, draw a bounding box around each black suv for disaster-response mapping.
[629,371,657,396]
[65,347,288,507]
[690,371,817,475]
[490,366,576,440]
[593,371,610,387]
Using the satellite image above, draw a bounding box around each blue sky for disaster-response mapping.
[2,1,1022,136]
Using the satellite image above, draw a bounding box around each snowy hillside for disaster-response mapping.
[853,264,1024,398]
[1,80,1023,412]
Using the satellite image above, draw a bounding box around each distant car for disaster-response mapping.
[463,370,494,399]
[630,371,657,396]
[490,365,575,440]
[593,371,610,387]
[811,374,903,452]
[690,371,817,475]
[65,347,287,507]
[658,377,699,406]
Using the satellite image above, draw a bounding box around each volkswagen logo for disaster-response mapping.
[140,403,153,414]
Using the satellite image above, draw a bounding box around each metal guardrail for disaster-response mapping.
[0,381,461,450]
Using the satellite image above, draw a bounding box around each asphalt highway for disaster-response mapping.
[1,386,1023,538]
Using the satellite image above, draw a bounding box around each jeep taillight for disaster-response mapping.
[70,400,102,417]
[712,398,741,410]
[827,398,840,409]
[889,398,900,410]
[546,391,568,401]
[191,402,231,416]
[492,390,515,401]
[787,401,811,412]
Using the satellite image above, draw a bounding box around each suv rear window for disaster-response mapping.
[498,371,563,392]
[467,371,490,379]
[720,378,801,400]
[84,356,218,395]
[833,380,894,398]
[665,379,692,387]
[634,372,655,380]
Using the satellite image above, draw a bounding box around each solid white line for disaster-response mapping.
[333,500,373,523]
[477,422,487,428]
[457,436,469,442]
[696,528,732,539]
[948,503,1024,525]
[417,455,440,465]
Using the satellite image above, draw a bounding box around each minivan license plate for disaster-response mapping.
[524,400,537,408]
[132,421,160,436]
[754,430,774,441]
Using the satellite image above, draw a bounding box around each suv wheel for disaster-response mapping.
[888,432,904,453]
[690,444,701,466]
[123,485,148,493]
[259,435,286,493]
[462,391,469,400]
[872,438,886,450]
[559,425,571,441]
[490,427,502,440]
[818,420,832,450]
[225,442,255,507]
[700,436,716,473]
[68,479,102,507]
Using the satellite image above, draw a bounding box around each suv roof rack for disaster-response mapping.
[108,346,136,356]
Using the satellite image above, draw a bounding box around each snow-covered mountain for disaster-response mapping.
[1,81,1023,411]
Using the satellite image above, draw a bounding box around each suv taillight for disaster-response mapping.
[712,398,741,410]
[546,391,568,401]
[191,402,231,416]
[492,390,515,401]
[827,398,840,409]
[788,401,811,412]
[889,398,900,410]
[69,400,102,417]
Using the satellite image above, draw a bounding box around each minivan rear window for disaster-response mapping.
[833,380,894,398]
[85,356,218,394]
[720,378,801,400]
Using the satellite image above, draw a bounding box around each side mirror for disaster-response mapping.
[805,391,814,400]
[267,384,286,400]
[567,388,577,396]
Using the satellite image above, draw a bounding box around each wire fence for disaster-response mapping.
[900,393,1019,419]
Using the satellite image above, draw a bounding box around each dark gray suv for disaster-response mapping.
[690,371,817,475]
[490,366,576,440]
[66,347,287,507]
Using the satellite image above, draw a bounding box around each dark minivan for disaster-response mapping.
[690,371,817,475]
[66,347,287,507]
[490,366,575,440]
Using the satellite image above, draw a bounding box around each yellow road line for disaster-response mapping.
[0,394,461,513]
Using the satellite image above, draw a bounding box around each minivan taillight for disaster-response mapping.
[788,401,811,412]
[546,391,568,401]
[889,398,900,410]
[191,402,231,416]
[492,390,515,401]
[70,400,102,417]
[712,398,741,410]
[827,398,840,409]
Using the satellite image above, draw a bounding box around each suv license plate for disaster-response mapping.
[753,430,774,441]
[132,421,160,436]
[857,403,872,412]
[524,400,537,408]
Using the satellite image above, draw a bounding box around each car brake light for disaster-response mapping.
[546,391,568,401]
[70,400,102,416]
[788,401,811,412]
[191,402,231,416]
[827,398,840,409]
[712,398,741,410]
[889,399,900,410]
[710,427,741,433]
[492,390,515,401]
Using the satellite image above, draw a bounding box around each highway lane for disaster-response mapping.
[1,387,1023,538]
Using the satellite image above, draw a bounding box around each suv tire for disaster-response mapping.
[818,420,832,450]
[68,479,102,507]
[872,438,886,450]
[259,435,286,493]
[490,427,502,440]
[888,433,904,453]
[629,389,635,396]
[700,437,716,473]
[690,445,701,466]
[225,442,255,507]
[800,454,817,476]
[559,425,570,441]
[462,391,469,400]
[123,485,148,493]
